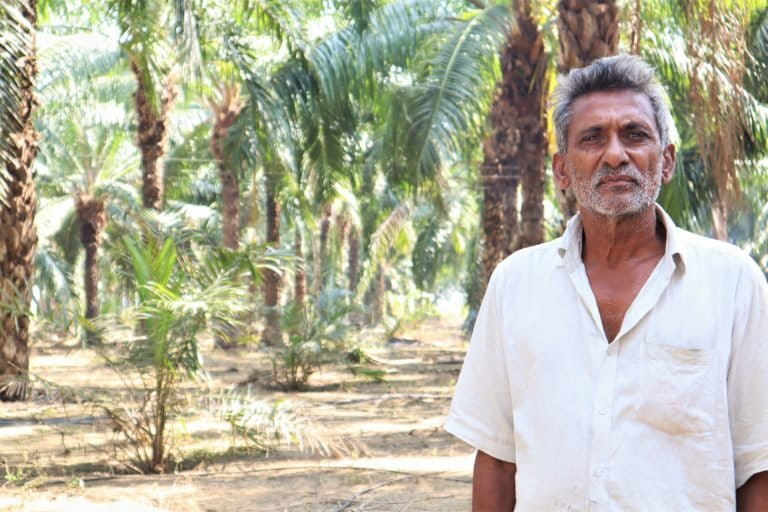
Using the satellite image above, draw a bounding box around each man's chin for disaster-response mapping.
[586,201,651,218]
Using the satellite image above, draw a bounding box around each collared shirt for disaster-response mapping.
[445,205,768,511]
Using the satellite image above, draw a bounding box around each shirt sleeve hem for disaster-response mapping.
[736,457,768,489]
[444,415,516,463]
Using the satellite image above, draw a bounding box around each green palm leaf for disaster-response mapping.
[392,4,513,191]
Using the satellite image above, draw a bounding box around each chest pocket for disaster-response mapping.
[636,342,717,435]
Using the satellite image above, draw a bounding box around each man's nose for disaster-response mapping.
[602,133,630,169]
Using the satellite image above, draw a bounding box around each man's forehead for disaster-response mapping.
[569,89,656,128]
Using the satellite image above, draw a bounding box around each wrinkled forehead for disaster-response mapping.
[569,89,657,132]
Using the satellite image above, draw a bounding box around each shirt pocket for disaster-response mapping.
[636,342,716,435]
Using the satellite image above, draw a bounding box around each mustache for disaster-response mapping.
[592,164,642,183]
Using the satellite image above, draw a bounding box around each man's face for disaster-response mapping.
[553,89,675,218]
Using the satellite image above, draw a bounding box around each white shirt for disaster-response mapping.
[445,206,768,511]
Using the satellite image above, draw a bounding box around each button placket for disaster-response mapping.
[587,345,619,506]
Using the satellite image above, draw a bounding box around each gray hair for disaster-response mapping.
[552,54,672,153]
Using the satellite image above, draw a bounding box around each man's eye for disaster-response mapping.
[582,134,599,142]
[628,131,647,139]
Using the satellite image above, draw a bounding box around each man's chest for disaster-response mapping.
[498,270,738,510]
[585,260,661,342]
[500,269,733,411]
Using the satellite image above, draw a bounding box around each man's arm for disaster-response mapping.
[737,471,768,511]
[473,450,516,511]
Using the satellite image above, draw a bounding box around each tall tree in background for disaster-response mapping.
[209,84,244,250]
[556,0,619,218]
[110,0,199,210]
[683,0,751,241]
[481,1,549,286]
[640,0,768,243]
[0,0,39,401]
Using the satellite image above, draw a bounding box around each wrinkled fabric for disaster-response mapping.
[446,205,768,511]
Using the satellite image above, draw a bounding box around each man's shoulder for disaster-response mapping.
[675,227,765,280]
[491,238,562,281]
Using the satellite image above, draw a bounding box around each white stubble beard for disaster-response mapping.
[568,162,663,218]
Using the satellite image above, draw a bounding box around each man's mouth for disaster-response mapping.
[599,175,638,186]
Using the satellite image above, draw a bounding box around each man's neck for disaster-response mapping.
[580,205,666,267]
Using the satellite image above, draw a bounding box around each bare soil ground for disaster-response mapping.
[0,317,474,511]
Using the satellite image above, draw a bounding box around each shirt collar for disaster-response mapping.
[557,204,687,273]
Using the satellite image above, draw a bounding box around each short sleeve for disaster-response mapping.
[728,260,768,488]
[444,267,516,462]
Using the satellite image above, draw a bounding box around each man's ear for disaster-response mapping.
[661,144,676,184]
[553,153,569,190]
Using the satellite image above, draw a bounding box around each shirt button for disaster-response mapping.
[598,409,608,415]
[593,469,604,478]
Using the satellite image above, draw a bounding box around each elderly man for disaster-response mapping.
[446,54,768,511]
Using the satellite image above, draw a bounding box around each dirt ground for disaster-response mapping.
[0,317,475,511]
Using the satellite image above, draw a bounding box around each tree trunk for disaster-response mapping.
[513,15,549,251]
[132,63,176,211]
[315,205,332,295]
[556,0,619,219]
[481,160,516,288]
[261,172,282,346]
[347,228,360,293]
[371,267,385,324]
[294,227,306,310]
[75,194,106,345]
[0,0,38,402]
[336,214,348,283]
[210,85,243,250]
[481,6,548,286]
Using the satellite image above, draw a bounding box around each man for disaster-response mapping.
[445,54,768,511]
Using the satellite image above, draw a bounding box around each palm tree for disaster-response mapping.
[36,26,137,345]
[108,0,200,211]
[642,0,768,242]
[208,83,244,250]
[0,0,39,401]
[481,1,549,286]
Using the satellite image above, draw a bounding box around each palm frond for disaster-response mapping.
[238,0,308,55]
[109,0,169,113]
[35,246,78,306]
[355,202,412,302]
[391,5,512,192]
[37,31,122,94]
[335,0,381,31]
[173,0,203,81]
[355,0,454,101]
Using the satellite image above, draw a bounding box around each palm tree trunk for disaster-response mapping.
[556,0,619,219]
[294,227,306,310]
[481,159,516,287]
[261,171,282,346]
[132,63,176,211]
[210,85,243,249]
[0,0,38,402]
[513,14,549,251]
[75,194,106,345]
[371,267,385,324]
[347,228,360,293]
[315,205,332,295]
[481,7,548,285]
